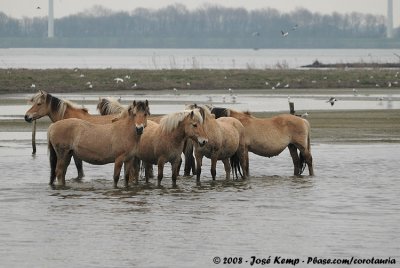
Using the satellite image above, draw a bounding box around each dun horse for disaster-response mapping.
[97,96,165,179]
[47,101,150,187]
[129,109,208,187]
[211,107,314,176]
[187,105,248,184]
[25,90,118,179]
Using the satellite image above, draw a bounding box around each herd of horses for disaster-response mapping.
[24,90,314,187]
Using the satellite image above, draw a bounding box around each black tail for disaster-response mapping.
[48,141,57,185]
[298,152,306,175]
[183,140,195,176]
[230,151,244,180]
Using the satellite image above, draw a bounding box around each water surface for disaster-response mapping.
[0,140,399,267]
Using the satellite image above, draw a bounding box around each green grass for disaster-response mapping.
[1,68,399,94]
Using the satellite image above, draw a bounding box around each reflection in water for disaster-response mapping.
[0,143,399,267]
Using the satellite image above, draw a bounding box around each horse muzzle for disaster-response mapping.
[135,125,144,135]
[24,115,33,123]
[198,138,208,147]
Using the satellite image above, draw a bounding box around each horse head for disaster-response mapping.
[25,90,51,122]
[184,109,208,147]
[128,100,150,135]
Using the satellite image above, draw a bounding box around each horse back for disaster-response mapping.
[48,118,89,148]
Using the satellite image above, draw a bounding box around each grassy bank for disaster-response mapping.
[1,68,399,94]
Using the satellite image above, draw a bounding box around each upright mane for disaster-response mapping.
[111,100,149,122]
[210,106,229,119]
[160,109,203,133]
[185,103,212,121]
[29,91,88,119]
[97,97,124,115]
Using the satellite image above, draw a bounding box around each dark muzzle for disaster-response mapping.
[24,115,33,123]
[136,126,144,135]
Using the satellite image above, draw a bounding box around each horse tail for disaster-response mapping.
[298,119,311,175]
[183,140,195,176]
[230,151,243,180]
[48,133,57,185]
[298,152,306,175]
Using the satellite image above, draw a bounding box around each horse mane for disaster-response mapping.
[210,106,229,119]
[29,91,88,119]
[185,103,212,121]
[160,109,203,133]
[97,97,124,115]
[133,100,150,115]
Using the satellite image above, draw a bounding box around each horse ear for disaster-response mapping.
[190,110,194,118]
[145,100,149,107]
[39,90,47,96]
[133,100,137,107]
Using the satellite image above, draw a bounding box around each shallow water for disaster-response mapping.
[0,138,399,267]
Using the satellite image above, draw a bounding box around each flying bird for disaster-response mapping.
[291,24,299,31]
[326,97,337,106]
[281,30,289,37]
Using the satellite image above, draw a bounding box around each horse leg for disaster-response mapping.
[303,149,314,176]
[49,143,57,185]
[113,155,124,187]
[55,154,70,186]
[123,161,134,187]
[195,153,203,185]
[144,162,152,183]
[222,159,231,180]
[171,159,181,188]
[210,158,217,180]
[157,159,166,187]
[132,157,141,184]
[288,144,301,175]
[72,155,84,180]
[144,161,154,179]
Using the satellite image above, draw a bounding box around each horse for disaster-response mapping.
[25,90,119,179]
[96,96,167,179]
[187,105,248,184]
[47,100,150,187]
[210,107,314,176]
[128,108,208,187]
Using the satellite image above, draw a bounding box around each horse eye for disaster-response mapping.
[37,103,42,106]
[192,123,197,128]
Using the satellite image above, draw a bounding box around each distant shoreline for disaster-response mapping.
[0,68,399,94]
[302,60,400,69]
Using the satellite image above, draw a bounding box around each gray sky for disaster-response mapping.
[2,0,399,26]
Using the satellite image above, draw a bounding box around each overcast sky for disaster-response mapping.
[2,0,399,26]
